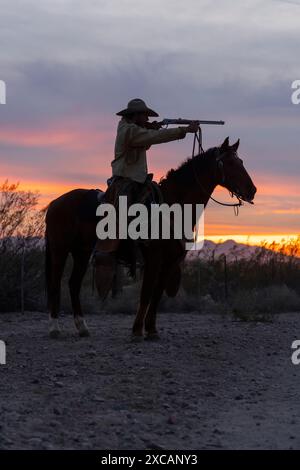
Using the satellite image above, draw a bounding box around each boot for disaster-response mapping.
[92,250,117,301]
[92,239,120,301]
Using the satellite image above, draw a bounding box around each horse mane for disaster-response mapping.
[159,146,218,187]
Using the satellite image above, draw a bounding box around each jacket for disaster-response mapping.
[111,117,187,183]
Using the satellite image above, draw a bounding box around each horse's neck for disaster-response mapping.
[161,164,218,208]
[159,163,218,229]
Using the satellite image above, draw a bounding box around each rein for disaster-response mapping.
[191,130,243,215]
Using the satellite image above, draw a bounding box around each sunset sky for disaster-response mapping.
[0,0,299,244]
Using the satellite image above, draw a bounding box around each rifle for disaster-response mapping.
[157,119,225,156]
[145,118,225,154]
[158,118,225,126]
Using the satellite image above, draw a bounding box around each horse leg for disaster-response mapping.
[48,248,68,339]
[144,279,165,340]
[145,258,181,339]
[132,252,162,339]
[69,249,91,337]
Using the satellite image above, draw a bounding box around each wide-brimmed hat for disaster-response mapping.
[116,98,159,117]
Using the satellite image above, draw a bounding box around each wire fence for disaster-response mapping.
[1,238,300,315]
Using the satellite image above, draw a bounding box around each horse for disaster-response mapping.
[45,137,256,339]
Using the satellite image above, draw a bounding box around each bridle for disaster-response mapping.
[191,130,243,215]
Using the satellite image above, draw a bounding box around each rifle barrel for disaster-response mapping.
[160,119,225,126]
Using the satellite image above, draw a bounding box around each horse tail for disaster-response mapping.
[45,228,51,310]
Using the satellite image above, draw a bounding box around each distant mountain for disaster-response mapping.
[186,239,287,263]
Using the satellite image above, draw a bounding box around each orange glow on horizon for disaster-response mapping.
[2,176,298,241]
[1,120,299,242]
[206,234,300,246]
[0,124,115,150]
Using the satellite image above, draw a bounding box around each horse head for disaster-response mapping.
[214,137,257,203]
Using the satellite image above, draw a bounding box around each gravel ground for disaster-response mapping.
[1,311,300,450]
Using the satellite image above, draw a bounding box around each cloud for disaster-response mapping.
[273,0,300,6]
[0,0,299,234]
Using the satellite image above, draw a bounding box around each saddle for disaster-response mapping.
[78,177,164,268]
[99,175,164,274]
[103,174,163,209]
[78,173,163,219]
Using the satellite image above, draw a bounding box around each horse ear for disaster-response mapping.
[220,137,229,151]
[231,139,240,152]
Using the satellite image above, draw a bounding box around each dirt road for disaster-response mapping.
[1,311,300,449]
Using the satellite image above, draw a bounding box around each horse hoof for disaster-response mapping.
[130,334,144,343]
[145,332,160,341]
[74,318,90,337]
[79,328,90,338]
[49,329,60,339]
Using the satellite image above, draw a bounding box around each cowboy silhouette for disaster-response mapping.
[94,98,199,299]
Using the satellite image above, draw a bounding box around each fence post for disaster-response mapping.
[197,259,201,295]
[21,238,25,314]
[223,254,228,300]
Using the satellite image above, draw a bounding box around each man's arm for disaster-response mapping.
[129,125,188,148]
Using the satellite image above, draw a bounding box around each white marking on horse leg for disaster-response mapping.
[74,316,90,337]
[49,316,61,339]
